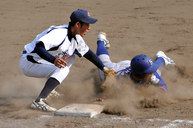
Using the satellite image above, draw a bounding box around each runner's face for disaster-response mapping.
[77,22,90,37]
[144,73,153,81]
[132,73,153,82]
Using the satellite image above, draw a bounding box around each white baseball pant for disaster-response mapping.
[19,54,75,83]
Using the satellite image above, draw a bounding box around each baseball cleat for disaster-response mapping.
[97,32,110,49]
[30,98,56,112]
[156,51,175,66]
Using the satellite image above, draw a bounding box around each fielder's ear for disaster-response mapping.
[75,22,81,28]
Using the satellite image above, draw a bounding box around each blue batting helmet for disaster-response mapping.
[131,54,156,74]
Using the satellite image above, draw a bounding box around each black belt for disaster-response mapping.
[27,55,41,64]
[22,50,27,54]
[22,50,41,64]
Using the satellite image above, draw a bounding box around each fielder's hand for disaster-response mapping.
[54,58,67,68]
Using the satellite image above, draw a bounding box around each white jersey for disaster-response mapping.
[20,24,90,83]
[24,24,89,62]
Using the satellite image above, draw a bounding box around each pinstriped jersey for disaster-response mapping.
[24,24,89,62]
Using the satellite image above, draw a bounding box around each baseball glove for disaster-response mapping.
[101,69,117,93]
[104,69,116,80]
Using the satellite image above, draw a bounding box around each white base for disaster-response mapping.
[55,104,104,118]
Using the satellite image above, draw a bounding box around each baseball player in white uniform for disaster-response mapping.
[19,9,110,112]
[96,32,175,93]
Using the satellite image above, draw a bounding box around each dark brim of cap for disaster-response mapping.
[144,57,165,73]
[81,17,98,24]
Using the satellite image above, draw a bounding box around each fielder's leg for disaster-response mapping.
[35,77,60,102]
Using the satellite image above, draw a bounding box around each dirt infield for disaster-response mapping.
[1,0,193,127]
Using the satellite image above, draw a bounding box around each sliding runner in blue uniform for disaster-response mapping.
[96,32,175,93]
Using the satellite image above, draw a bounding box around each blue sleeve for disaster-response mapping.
[154,72,168,91]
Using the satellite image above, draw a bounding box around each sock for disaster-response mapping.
[96,41,109,56]
[35,77,60,102]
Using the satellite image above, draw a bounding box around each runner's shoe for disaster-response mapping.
[156,51,175,66]
[97,32,110,49]
[30,98,56,112]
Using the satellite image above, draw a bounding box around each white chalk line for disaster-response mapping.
[39,114,193,127]
[159,119,193,128]
[39,114,54,119]
[109,117,193,127]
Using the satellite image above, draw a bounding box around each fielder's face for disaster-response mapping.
[77,22,91,37]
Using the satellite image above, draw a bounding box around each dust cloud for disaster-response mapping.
[161,65,193,103]
[0,63,192,116]
[97,65,193,115]
[0,64,45,99]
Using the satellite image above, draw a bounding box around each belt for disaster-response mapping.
[22,50,27,54]
[27,55,40,64]
[21,50,40,64]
